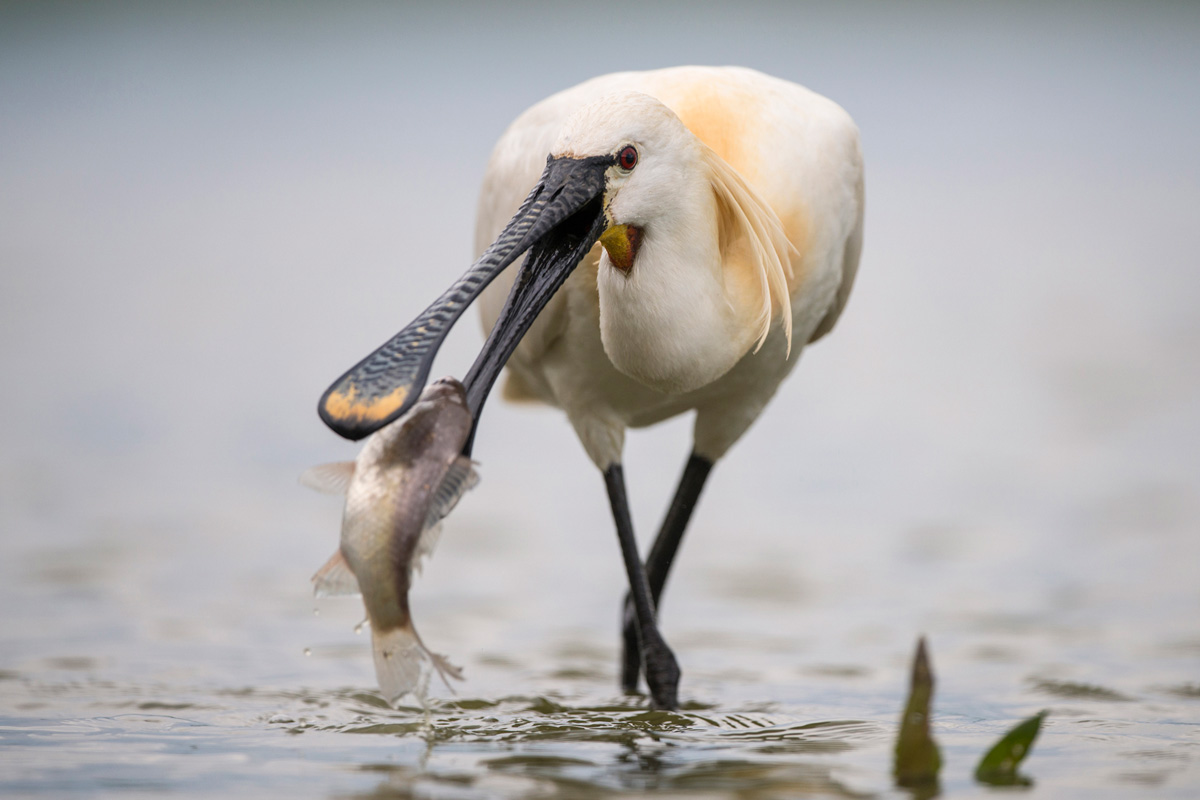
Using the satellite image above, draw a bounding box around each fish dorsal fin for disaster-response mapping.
[312,549,361,597]
[299,462,356,495]
[411,457,480,577]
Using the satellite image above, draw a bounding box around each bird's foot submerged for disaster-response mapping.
[642,633,681,710]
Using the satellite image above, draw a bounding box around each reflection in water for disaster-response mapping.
[322,695,880,799]
[1031,679,1132,702]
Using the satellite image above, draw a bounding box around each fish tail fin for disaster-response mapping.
[371,624,463,705]
[371,626,424,705]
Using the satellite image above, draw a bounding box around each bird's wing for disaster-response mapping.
[807,165,863,343]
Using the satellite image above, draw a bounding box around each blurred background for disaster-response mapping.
[1,2,1198,797]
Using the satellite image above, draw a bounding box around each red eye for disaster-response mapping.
[618,145,638,170]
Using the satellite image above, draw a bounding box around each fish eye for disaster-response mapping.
[617,145,638,171]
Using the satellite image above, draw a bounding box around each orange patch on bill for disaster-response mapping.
[322,384,410,425]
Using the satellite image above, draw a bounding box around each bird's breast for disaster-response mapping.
[597,238,757,395]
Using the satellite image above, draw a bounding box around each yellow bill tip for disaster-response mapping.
[319,383,410,439]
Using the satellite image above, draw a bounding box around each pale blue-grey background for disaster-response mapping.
[2,2,1198,797]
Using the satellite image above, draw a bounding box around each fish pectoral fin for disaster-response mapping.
[312,549,360,597]
[299,461,356,495]
[422,456,480,531]
[410,522,443,578]
[410,457,481,576]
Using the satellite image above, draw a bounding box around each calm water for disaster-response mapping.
[2,2,1199,797]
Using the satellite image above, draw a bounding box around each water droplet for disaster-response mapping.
[303,648,312,657]
[312,608,320,617]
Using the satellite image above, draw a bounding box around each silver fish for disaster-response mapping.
[301,376,478,704]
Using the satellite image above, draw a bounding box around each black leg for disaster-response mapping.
[603,464,681,710]
[621,453,714,693]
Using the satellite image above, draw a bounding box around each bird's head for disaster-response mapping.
[550,93,704,276]
[317,92,681,442]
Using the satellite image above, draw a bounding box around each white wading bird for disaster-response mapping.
[318,66,864,710]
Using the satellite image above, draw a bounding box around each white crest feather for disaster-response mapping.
[701,144,795,356]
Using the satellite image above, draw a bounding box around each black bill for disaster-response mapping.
[318,154,613,441]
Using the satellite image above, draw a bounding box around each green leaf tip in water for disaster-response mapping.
[974,710,1048,786]
[894,636,942,793]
